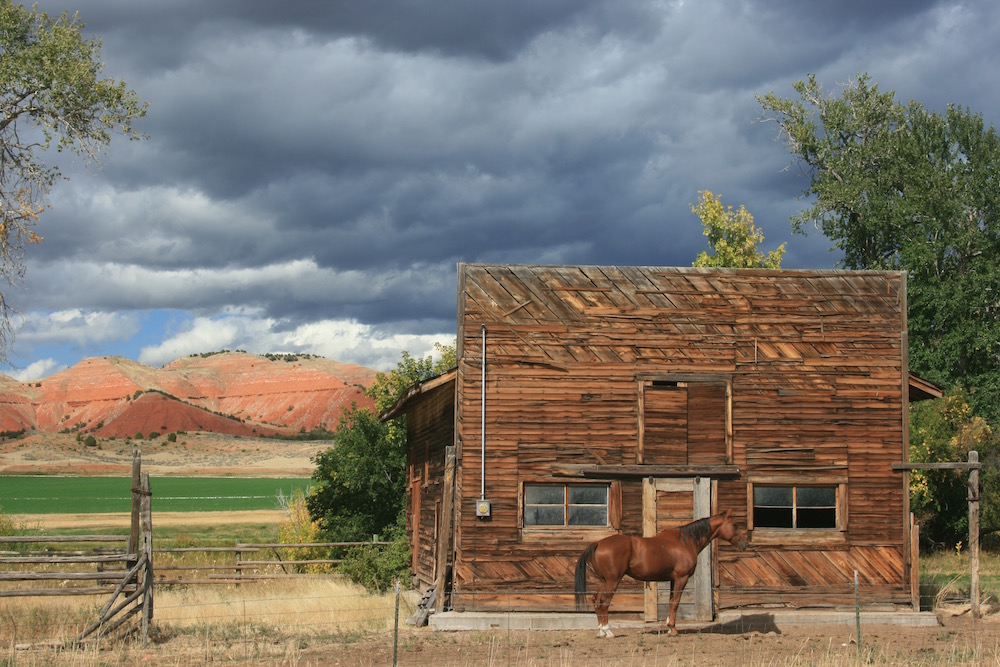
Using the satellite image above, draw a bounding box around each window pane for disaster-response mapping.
[525,485,564,505]
[568,505,607,526]
[754,506,793,528]
[754,486,792,507]
[797,507,837,529]
[569,486,608,505]
[525,506,565,526]
[797,487,836,507]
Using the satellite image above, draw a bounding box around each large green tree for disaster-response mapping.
[758,74,1000,422]
[691,189,785,269]
[307,343,456,542]
[0,1,147,359]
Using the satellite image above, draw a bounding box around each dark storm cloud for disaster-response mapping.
[75,0,646,63]
[9,0,1000,372]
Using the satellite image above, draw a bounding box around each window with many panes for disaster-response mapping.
[752,485,838,529]
[523,484,609,527]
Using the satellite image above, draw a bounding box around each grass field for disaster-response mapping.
[0,475,311,514]
[921,549,1000,609]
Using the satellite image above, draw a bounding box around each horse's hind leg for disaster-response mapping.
[594,577,620,638]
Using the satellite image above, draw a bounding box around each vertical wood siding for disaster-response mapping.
[404,381,454,590]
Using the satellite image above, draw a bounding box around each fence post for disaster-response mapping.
[909,514,920,611]
[854,570,861,657]
[129,450,141,558]
[969,450,980,620]
[393,580,400,667]
[140,472,153,647]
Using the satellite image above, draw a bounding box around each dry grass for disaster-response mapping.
[153,579,403,635]
[1,578,407,665]
[1,593,998,666]
[3,542,999,664]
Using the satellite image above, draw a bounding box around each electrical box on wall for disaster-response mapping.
[475,499,492,518]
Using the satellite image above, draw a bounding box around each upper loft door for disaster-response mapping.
[639,377,730,466]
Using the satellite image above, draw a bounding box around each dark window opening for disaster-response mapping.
[753,485,837,529]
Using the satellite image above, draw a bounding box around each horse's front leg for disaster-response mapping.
[665,575,689,636]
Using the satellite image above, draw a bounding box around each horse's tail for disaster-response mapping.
[574,542,597,611]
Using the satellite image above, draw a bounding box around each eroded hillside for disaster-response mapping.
[0,351,377,438]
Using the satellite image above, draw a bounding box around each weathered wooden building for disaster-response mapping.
[384,264,939,622]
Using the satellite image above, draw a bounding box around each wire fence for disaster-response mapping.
[1,578,997,665]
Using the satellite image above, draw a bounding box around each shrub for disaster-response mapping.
[166,432,177,443]
[336,521,411,594]
[276,489,330,573]
[0,507,31,551]
[83,435,97,447]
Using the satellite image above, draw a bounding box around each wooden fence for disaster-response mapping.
[1,449,393,647]
[0,451,154,646]
[154,540,389,585]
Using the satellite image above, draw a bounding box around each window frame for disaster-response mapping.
[747,480,848,545]
[522,482,610,529]
[519,481,619,542]
[637,373,733,466]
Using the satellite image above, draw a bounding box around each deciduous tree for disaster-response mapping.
[691,190,784,268]
[307,343,456,543]
[0,1,147,358]
[909,389,1000,549]
[758,74,1000,422]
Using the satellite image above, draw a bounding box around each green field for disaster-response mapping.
[0,476,311,514]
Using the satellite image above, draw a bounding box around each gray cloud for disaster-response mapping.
[9,0,1000,371]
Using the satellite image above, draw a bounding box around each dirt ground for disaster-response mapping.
[295,610,996,667]
[42,609,994,666]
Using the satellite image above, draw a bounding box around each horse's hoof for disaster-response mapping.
[666,626,678,636]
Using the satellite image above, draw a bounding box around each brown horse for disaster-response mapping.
[575,508,747,638]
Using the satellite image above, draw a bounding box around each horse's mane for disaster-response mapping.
[679,516,711,543]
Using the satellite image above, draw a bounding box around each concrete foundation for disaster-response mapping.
[428,609,940,632]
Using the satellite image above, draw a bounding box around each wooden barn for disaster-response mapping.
[383,263,940,623]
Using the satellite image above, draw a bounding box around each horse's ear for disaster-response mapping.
[724,508,733,519]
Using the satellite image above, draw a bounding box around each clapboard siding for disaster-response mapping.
[398,264,913,615]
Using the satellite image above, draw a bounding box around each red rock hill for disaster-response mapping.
[0,352,377,438]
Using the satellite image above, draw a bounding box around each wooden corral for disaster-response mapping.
[0,451,154,646]
[385,264,941,623]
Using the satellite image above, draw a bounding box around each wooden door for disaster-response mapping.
[642,477,713,622]
[640,380,729,465]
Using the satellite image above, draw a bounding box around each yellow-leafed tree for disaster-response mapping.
[691,190,785,269]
